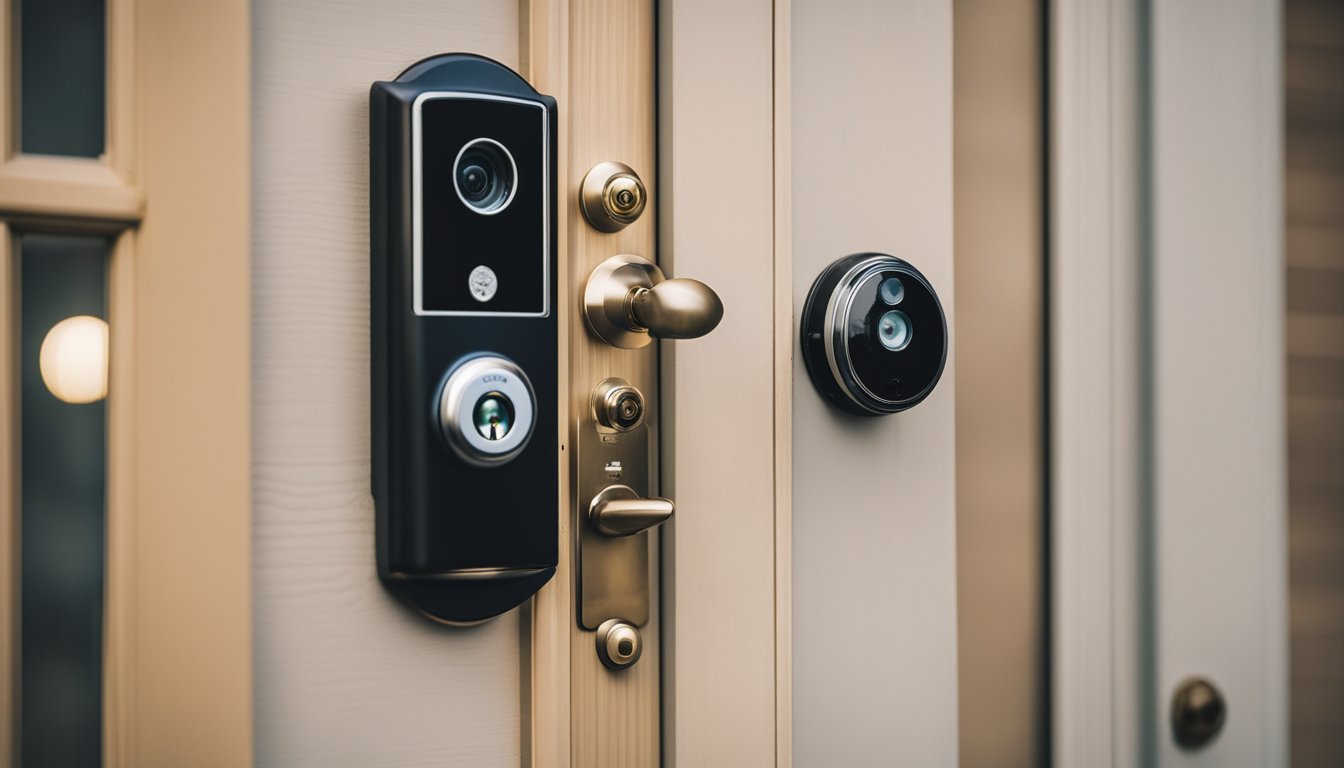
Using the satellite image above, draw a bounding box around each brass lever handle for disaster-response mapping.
[629,279,724,339]
[584,254,724,348]
[589,484,674,537]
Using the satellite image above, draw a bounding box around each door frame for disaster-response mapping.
[523,0,793,764]
[0,0,252,764]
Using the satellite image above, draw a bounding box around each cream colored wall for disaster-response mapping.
[790,0,959,764]
[250,2,526,764]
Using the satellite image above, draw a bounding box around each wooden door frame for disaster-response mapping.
[524,0,792,765]
[0,0,252,764]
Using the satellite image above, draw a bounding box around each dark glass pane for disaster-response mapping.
[19,0,106,157]
[19,235,107,768]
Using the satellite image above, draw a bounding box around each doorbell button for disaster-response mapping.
[468,265,498,302]
[438,355,536,466]
[800,253,948,415]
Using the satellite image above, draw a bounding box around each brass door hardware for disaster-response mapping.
[1170,677,1227,749]
[595,619,643,670]
[576,406,663,632]
[589,485,673,536]
[580,161,647,232]
[583,254,724,349]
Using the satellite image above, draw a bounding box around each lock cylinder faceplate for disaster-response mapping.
[438,355,536,467]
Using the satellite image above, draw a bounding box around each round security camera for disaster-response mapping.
[800,253,947,416]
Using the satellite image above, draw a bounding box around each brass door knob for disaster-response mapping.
[583,254,724,348]
[589,484,674,537]
[629,278,723,339]
[1171,677,1227,749]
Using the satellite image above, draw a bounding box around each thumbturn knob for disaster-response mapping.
[589,484,674,537]
[583,254,724,349]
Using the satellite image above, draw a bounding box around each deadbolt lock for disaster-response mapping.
[592,378,645,432]
[596,619,643,670]
[580,161,647,232]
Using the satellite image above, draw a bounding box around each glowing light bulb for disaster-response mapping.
[39,315,109,404]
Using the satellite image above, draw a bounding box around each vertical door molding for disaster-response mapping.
[563,1,661,764]
[1052,1,1289,766]
[658,0,784,764]
[0,224,14,765]
[132,0,252,763]
[1149,0,1287,765]
[1049,0,1145,765]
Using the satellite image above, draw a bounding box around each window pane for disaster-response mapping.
[19,0,106,157]
[19,235,107,768]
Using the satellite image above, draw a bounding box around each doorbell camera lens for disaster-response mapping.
[877,310,912,351]
[879,277,905,305]
[473,391,515,440]
[453,138,517,214]
[459,162,490,199]
[800,253,948,415]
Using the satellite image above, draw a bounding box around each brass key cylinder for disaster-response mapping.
[580,161,647,232]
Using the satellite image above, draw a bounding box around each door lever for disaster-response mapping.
[589,484,674,536]
[584,254,724,348]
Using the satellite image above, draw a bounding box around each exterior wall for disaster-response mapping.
[790,0,959,764]
[250,1,524,764]
[1284,1,1344,764]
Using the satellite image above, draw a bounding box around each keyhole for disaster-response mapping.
[473,392,514,441]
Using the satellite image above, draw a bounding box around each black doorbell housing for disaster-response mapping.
[801,253,948,415]
[371,54,557,624]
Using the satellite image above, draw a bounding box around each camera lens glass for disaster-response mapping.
[454,139,516,214]
[879,277,905,305]
[877,310,912,351]
[473,391,515,441]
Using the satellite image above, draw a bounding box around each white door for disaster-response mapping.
[1051,1,1289,766]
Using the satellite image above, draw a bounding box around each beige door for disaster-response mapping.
[5,0,956,764]
[251,0,959,764]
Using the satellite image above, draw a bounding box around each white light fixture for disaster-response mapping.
[39,315,109,404]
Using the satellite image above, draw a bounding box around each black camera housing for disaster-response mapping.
[800,253,947,416]
[370,54,557,624]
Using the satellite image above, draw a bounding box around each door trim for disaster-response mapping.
[1049,0,1146,763]
[658,0,789,764]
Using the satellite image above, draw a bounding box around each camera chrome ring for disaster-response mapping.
[452,137,519,216]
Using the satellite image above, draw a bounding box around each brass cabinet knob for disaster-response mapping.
[583,254,724,348]
[589,484,674,537]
